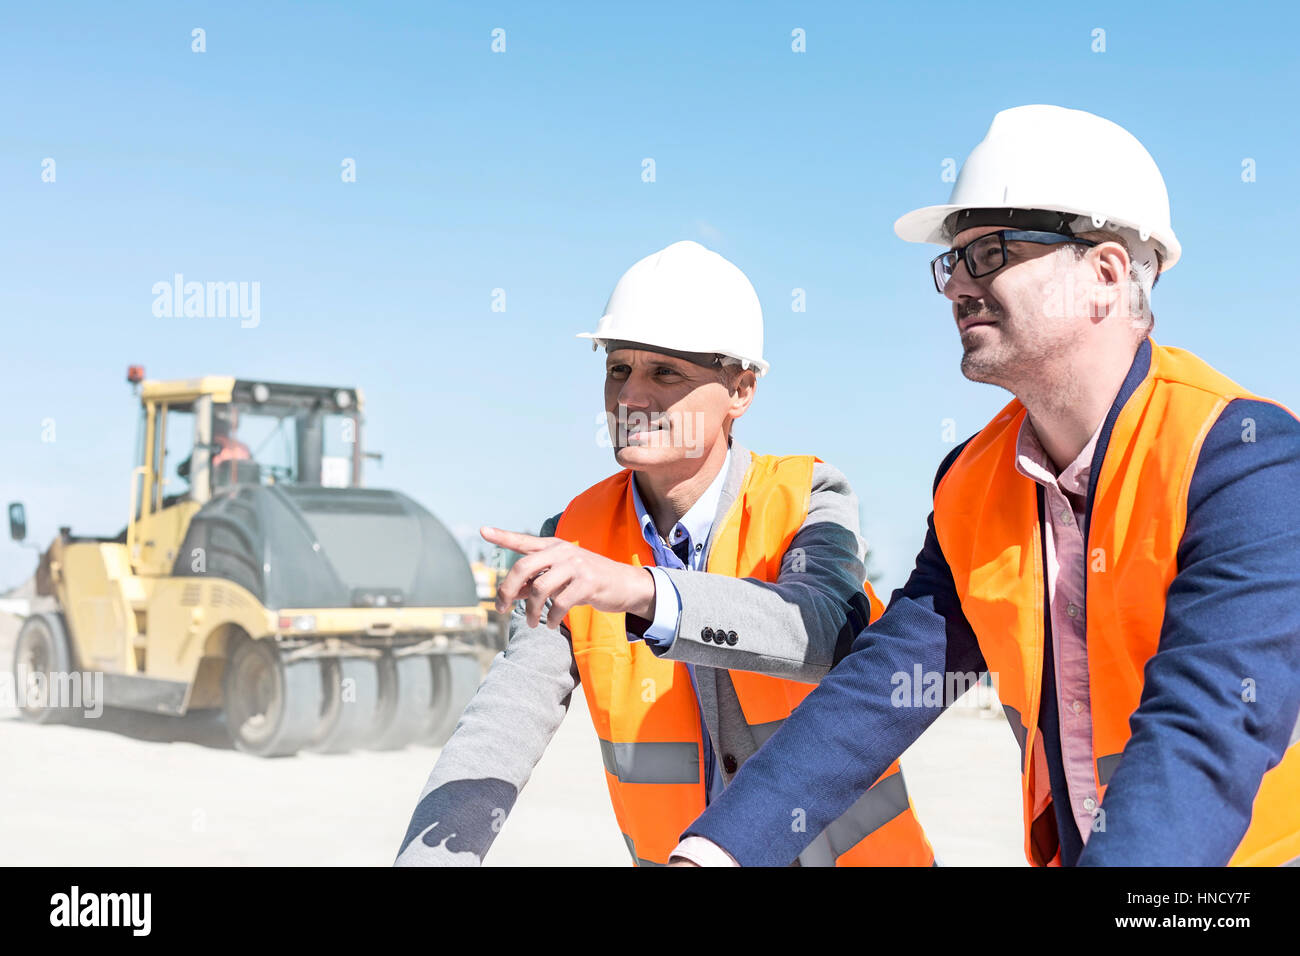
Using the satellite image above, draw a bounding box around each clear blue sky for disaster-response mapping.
[2,1,1298,594]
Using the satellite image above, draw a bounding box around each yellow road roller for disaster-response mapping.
[8,368,488,756]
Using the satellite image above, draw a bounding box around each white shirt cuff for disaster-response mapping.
[669,836,740,867]
[643,566,682,647]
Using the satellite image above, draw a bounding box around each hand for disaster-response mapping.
[481,526,657,630]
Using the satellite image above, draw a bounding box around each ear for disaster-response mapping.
[1086,241,1131,322]
[727,369,757,423]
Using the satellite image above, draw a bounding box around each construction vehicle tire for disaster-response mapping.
[12,612,81,725]
[223,636,324,757]
[308,656,381,754]
[368,652,435,751]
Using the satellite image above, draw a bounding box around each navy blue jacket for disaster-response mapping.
[683,339,1300,866]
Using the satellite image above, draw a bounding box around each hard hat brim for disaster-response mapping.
[893,203,1181,271]
[575,331,769,376]
[894,204,967,246]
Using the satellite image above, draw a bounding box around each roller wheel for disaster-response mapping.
[414,655,453,745]
[420,653,483,747]
[12,613,80,724]
[223,637,324,757]
[368,652,436,751]
[308,657,381,754]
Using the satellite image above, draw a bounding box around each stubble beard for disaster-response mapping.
[959,315,1062,396]
[960,334,1012,387]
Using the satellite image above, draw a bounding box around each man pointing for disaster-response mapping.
[395,240,935,866]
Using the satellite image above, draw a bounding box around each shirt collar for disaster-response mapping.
[630,447,732,559]
[1015,414,1102,498]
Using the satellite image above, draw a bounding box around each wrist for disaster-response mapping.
[627,566,657,620]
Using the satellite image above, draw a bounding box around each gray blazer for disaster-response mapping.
[394,440,899,866]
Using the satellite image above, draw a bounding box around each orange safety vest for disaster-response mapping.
[933,341,1300,866]
[557,451,936,866]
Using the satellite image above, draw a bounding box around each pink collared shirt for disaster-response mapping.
[1014,415,1103,845]
[670,419,1108,866]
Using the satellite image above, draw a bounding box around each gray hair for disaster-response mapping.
[1069,229,1160,335]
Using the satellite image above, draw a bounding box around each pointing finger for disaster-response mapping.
[481,526,553,555]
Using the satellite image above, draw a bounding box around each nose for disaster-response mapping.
[617,372,653,412]
[942,258,981,305]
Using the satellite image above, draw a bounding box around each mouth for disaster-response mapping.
[958,316,999,334]
[624,424,667,443]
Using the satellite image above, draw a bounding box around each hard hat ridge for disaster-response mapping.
[895,105,1180,275]
[578,240,769,376]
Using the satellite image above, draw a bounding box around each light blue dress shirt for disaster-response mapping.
[627,448,731,803]
[628,448,731,647]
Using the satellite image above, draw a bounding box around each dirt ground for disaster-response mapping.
[0,611,1026,866]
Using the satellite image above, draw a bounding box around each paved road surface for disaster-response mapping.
[1,612,1025,866]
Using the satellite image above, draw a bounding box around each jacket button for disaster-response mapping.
[701,627,714,642]
[723,754,738,774]
[725,630,738,645]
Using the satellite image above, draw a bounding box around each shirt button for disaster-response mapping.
[1071,700,1083,715]
[725,630,738,645]
[723,754,738,774]
[1059,509,1072,524]
[701,627,714,643]
[1067,603,1080,618]
[1083,797,1097,812]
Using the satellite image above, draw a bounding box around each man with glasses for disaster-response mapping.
[669,105,1300,867]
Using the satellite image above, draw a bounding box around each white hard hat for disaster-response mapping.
[577,240,769,376]
[895,105,1180,277]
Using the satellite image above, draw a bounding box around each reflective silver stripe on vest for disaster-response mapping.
[795,769,912,867]
[622,832,664,867]
[1003,704,1029,770]
[599,739,700,785]
[1096,752,1124,787]
[1290,712,1300,748]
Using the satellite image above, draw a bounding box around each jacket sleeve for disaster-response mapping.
[680,448,987,866]
[1079,399,1300,865]
[393,513,580,867]
[649,461,875,682]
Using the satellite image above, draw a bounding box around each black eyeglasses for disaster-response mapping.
[930,230,1097,293]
